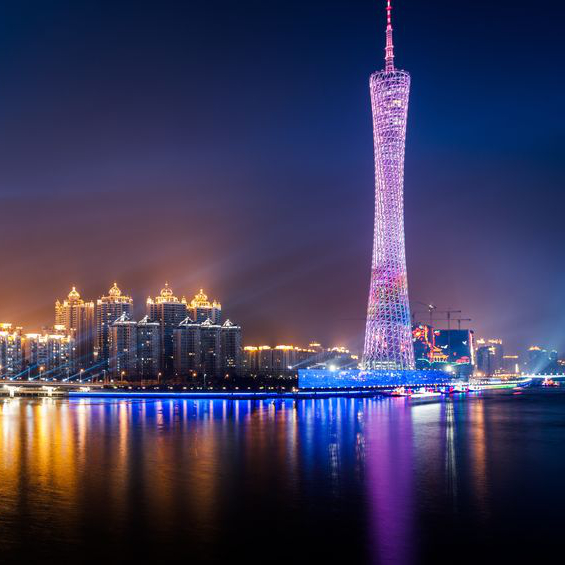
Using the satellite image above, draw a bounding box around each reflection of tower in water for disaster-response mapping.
[366,399,415,564]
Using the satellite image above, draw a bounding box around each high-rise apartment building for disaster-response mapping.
[200,318,222,377]
[173,317,202,376]
[24,332,73,379]
[0,324,23,379]
[96,283,134,370]
[220,320,242,375]
[137,316,161,381]
[109,313,137,380]
[55,287,95,370]
[147,284,188,377]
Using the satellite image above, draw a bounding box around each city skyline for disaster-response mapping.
[0,1,564,353]
[0,4,564,565]
[0,280,554,359]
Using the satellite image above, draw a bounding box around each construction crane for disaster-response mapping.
[435,308,462,332]
[431,317,472,330]
[411,302,437,326]
[455,318,472,330]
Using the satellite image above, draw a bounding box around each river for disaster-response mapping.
[0,389,564,564]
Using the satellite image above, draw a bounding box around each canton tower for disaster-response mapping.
[363,0,415,370]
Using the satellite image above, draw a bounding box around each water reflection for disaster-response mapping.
[444,400,458,508]
[0,393,557,564]
[365,398,414,565]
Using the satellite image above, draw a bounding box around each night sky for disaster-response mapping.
[0,0,563,355]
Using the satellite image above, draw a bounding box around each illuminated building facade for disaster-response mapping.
[188,289,221,324]
[220,320,242,375]
[434,329,475,377]
[412,324,449,368]
[200,318,222,376]
[24,332,73,379]
[146,284,188,377]
[109,313,137,380]
[96,283,134,369]
[363,0,415,371]
[173,317,242,377]
[173,317,201,376]
[137,316,161,380]
[258,346,273,372]
[55,287,95,370]
[0,324,24,379]
[243,344,354,375]
[242,347,260,372]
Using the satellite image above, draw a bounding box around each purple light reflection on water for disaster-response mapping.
[365,399,415,564]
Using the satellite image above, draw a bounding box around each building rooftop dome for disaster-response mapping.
[190,288,221,309]
[68,286,81,300]
[192,289,208,306]
[108,282,122,297]
[160,282,174,299]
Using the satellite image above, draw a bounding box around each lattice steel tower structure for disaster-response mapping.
[363,0,415,370]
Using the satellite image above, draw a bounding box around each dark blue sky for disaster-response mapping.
[0,0,563,354]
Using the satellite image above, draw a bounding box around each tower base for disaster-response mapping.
[298,369,452,390]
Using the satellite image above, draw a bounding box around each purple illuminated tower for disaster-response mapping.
[363,0,415,370]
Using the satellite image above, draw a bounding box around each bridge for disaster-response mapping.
[523,374,565,380]
[0,381,104,398]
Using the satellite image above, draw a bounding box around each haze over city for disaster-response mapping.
[0,0,563,353]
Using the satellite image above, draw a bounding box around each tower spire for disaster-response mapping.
[385,0,395,71]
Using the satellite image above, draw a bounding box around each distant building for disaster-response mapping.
[188,289,221,324]
[173,317,201,376]
[24,332,73,380]
[258,346,273,372]
[55,287,95,370]
[220,320,242,374]
[137,316,161,381]
[147,284,188,378]
[502,355,520,375]
[242,343,355,375]
[200,318,222,377]
[0,324,23,379]
[271,346,295,373]
[243,347,260,372]
[525,346,558,374]
[109,313,137,381]
[476,339,504,376]
[96,283,134,370]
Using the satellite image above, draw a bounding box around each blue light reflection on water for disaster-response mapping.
[1,391,565,563]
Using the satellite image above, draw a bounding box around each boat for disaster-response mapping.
[386,387,410,397]
[468,376,533,391]
[410,387,442,400]
[541,378,559,387]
